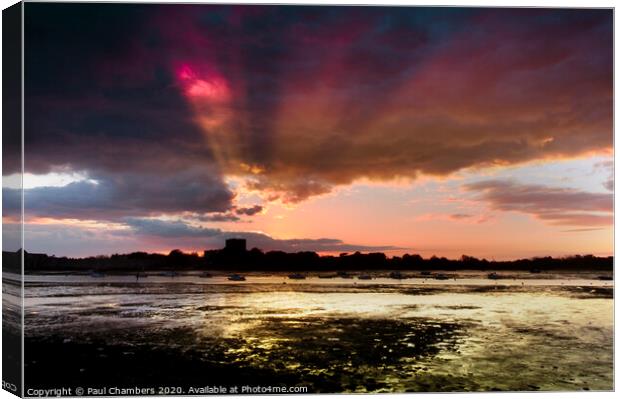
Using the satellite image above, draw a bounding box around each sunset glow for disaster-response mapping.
[176,64,230,102]
[6,4,612,260]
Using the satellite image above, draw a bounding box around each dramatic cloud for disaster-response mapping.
[168,7,612,202]
[464,180,612,226]
[17,5,612,210]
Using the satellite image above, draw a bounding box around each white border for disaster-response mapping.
[0,2,617,399]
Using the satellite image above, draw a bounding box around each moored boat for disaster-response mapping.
[487,272,500,280]
[529,268,542,274]
[389,271,404,279]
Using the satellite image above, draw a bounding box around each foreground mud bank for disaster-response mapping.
[26,317,465,393]
[24,279,613,393]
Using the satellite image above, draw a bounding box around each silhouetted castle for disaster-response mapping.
[225,238,247,253]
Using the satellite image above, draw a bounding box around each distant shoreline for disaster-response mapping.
[3,249,613,274]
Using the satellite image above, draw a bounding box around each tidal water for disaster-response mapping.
[16,271,614,393]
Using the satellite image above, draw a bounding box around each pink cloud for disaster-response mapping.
[464,179,612,226]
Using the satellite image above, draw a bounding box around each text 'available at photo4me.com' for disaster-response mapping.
[25,385,310,397]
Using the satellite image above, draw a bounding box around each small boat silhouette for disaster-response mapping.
[162,271,178,277]
[199,272,213,278]
[434,273,450,280]
[389,271,404,279]
[529,268,542,274]
[228,274,246,281]
[487,272,501,280]
[89,271,106,278]
[288,273,306,280]
[318,274,337,279]
[358,274,372,280]
[597,275,613,281]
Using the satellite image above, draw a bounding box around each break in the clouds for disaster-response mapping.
[464,180,613,226]
[5,4,613,257]
[594,160,614,191]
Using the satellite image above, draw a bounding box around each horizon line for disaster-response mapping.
[8,248,614,263]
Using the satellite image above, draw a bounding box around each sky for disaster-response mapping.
[2,4,613,260]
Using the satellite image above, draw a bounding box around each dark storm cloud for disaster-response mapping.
[19,3,217,176]
[18,4,613,217]
[464,180,612,226]
[176,6,611,202]
[124,217,399,253]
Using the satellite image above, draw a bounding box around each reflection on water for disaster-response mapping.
[23,272,613,392]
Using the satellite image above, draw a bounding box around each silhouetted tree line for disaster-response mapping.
[3,248,613,273]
